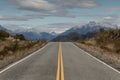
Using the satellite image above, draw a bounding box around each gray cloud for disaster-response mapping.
[2,0,100,21]
[0,13,57,21]
[8,0,99,11]
[34,22,84,33]
[52,0,100,8]
[7,0,99,16]
[0,12,74,21]
[105,7,120,11]
[3,24,31,31]
[7,0,65,14]
[103,15,120,26]
[0,15,33,21]
[3,22,84,33]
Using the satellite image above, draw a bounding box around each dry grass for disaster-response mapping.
[0,39,47,69]
[0,30,47,69]
[76,41,120,70]
[0,39,46,60]
[76,29,120,70]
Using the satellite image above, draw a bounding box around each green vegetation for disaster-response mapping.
[0,40,46,60]
[0,30,9,40]
[95,29,120,53]
[0,30,47,60]
[76,29,120,70]
[14,34,25,40]
[77,28,120,54]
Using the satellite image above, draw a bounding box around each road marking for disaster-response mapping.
[0,43,49,74]
[73,43,120,74]
[56,42,65,80]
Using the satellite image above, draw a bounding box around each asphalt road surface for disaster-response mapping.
[0,42,120,80]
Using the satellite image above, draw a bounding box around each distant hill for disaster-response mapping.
[52,32,86,42]
[79,28,120,53]
[0,25,56,41]
[1,21,119,41]
[52,21,117,41]
[19,31,55,41]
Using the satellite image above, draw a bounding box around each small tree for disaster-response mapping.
[99,28,105,33]
[15,34,25,40]
[0,30,9,40]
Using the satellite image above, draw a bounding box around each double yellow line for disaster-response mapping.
[56,42,64,80]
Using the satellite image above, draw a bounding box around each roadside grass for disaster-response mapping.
[0,40,46,60]
[76,29,120,70]
[77,29,120,54]
[0,30,47,69]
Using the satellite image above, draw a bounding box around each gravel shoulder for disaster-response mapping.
[0,43,47,70]
[74,42,120,71]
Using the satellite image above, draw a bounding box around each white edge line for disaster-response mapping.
[73,43,120,74]
[0,43,49,74]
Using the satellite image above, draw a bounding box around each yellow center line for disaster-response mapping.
[56,42,65,80]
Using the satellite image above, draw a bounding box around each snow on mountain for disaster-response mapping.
[61,21,116,35]
[19,31,55,41]
[14,27,57,41]
[0,25,14,34]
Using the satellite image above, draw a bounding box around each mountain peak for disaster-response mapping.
[61,22,115,35]
[51,32,57,36]
[86,21,117,29]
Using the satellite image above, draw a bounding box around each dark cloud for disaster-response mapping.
[7,0,100,16]
[0,13,55,21]
[1,0,100,21]
[105,7,120,11]
[0,13,74,21]
[103,15,120,25]
[52,0,100,8]
[7,0,65,14]
[8,0,100,11]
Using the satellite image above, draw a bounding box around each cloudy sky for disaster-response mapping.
[0,0,120,33]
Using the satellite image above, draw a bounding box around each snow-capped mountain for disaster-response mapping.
[14,27,42,34]
[14,26,58,41]
[52,21,118,41]
[50,32,58,36]
[1,21,118,41]
[0,25,13,34]
[61,21,116,35]
[0,25,56,41]
[19,31,55,41]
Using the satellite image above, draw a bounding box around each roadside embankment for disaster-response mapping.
[75,41,120,71]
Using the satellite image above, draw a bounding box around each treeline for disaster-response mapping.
[0,30,47,60]
[0,30,25,41]
[95,28,120,53]
[78,28,120,53]
[0,30,10,40]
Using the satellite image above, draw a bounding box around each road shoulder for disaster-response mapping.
[74,42,120,72]
[0,43,47,72]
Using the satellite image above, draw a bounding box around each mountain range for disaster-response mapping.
[0,25,13,34]
[0,25,56,41]
[18,32,55,41]
[0,21,119,41]
[61,21,116,36]
[52,21,117,41]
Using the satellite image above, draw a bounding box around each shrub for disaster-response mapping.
[114,40,120,53]
[12,41,19,51]
[94,29,120,53]
[14,34,25,40]
[0,30,9,40]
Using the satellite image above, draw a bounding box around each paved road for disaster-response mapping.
[0,42,120,80]
[62,42,120,80]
